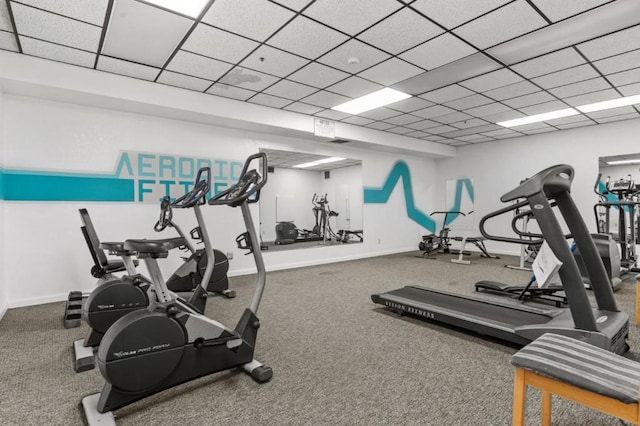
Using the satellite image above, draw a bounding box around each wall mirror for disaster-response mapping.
[259,148,363,252]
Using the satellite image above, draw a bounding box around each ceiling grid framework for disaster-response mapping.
[1,0,639,146]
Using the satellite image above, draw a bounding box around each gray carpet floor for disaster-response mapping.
[1,251,638,425]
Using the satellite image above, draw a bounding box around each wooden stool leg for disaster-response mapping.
[513,368,527,426]
[541,390,551,426]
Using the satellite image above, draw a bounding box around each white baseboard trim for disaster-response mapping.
[8,292,69,309]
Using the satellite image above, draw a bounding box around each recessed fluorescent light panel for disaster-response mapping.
[606,159,640,165]
[576,94,640,113]
[497,108,579,128]
[141,0,209,18]
[332,88,411,115]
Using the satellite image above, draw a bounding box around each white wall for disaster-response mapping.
[0,89,6,319]
[2,94,438,307]
[436,118,640,255]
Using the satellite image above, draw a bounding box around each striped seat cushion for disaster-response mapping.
[511,333,640,404]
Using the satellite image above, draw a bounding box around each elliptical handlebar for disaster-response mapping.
[208,153,267,207]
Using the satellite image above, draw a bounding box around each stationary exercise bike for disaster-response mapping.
[82,153,272,423]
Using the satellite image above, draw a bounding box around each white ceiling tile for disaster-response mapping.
[400,33,476,70]
[317,39,390,74]
[0,30,18,52]
[586,106,636,119]
[405,119,440,130]
[502,91,555,108]
[342,116,375,126]
[449,118,489,129]
[460,68,523,92]
[103,0,192,67]
[219,68,280,91]
[453,1,547,49]
[619,82,640,96]
[384,114,423,126]
[482,128,520,137]
[366,121,396,130]
[577,25,640,61]
[428,124,459,134]
[326,76,383,98]
[434,111,474,124]
[301,90,350,108]
[548,77,611,98]
[523,127,557,135]
[607,67,640,87]
[532,64,599,89]
[19,35,94,67]
[183,24,259,64]
[239,45,309,78]
[411,0,511,29]
[444,94,493,110]
[303,0,401,36]
[11,2,101,51]
[441,124,502,136]
[596,113,640,124]
[206,83,256,101]
[564,89,620,107]
[555,120,595,130]
[530,0,611,22]
[283,102,324,115]
[202,0,294,42]
[271,0,313,11]
[482,110,525,123]
[593,49,640,75]
[359,107,401,120]
[288,62,350,88]
[387,97,434,113]
[510,48,586,78]
[1,2,13,31]
[412,105,456,119]
[465,102,513,117]
[97,56,159,81]
[267,15,349,60]
[314,109,350,120]
[547,114,591,125]
[419,84,474,103]
[483,81,540,101]
[357,58,424,86]
[264,79,317,100]
[357,8,443,55]
[157,70,212,92]
[16,0,108,26]
[248,93,291,108]
[405,130,431,138]
[513,122,551,131]
[458,133,495,142]
[166,50,233,81]
[519,100,567,115]
[383,127,410,135]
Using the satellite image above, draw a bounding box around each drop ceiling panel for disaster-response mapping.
[519,100,567,115]
[404,119,440,130]
[0,30,18,52]
[387,126,413,135]
[11,2,101,51]
[482,110,525,123]
[206,83,256,101]
[532,64,600,89]
[596,113,640,124]
[548,77,611,98]
[619,82,640,96]
[563,89,619,107]
[264,79,317,100]
[103,0,192,67]
[283,102,324,115]
[434,111,474,124]
[410,0,511,29]
[444,94,493,110]
[400,33,476,70]
[248,93,291,108]
[510,48,586,78]
[271,0,313,12]
[453,0,547,49]
[315,109,350,120]
[461,68,523,92]
[450,118,489,129]
[522,127,556,135]
[157,70,212,92]
[266,15,349,60]
[592,49,640,75]
[357,58,424,86]
[342,116,374,126]
[387,97,434,113]
[1,2,14,31]
[301,90,350,108]
[531,0,612,22]
[356,7,443,55]
[302,0,402,36]
[555,120,594,130]
[464,102,513,117]
[201,0,295,42]
[287,61,350,89]
[577,24,640,61]
[238,45,309,78]
[483,81,540,101]
[219,68,280,92]
[502,91,555,109]
[412,105,456,119]
[419,84,475,103]
[428,124,458,134]
[16,0,108,26]
[326,76,382,98]
[318,39,390,74]
[359,107,401,121]
[608,68,640,87]
[405,130,430,138]
[586,106,636,119]
[383,114,423,126]
[182,24,259,64]
[20,35,94,67]
[366,121,396,130]
[166,50,233,81]
[97,56,159,81]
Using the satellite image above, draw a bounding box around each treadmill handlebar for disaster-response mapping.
[480,200,544,245]
[501,164,574,203]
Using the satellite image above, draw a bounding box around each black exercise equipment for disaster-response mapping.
[81,153,272,424]
[372,164,629,354]
[418,211,458,257]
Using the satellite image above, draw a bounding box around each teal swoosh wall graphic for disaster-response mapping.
[363,161,474,232]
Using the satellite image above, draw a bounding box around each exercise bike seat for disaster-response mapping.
[123,237,186,258]
[100,241,138,257]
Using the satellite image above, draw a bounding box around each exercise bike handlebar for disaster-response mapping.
[154,167,211,232]
[209,152,267,207]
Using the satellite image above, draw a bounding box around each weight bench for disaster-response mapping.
[450,236,499,265]
[511,333,638,425]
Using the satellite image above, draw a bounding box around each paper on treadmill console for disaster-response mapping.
[532,242,563,288]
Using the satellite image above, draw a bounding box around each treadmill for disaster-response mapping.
[371,165,629,354]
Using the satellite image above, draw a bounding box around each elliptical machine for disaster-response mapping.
[82,153,272,423]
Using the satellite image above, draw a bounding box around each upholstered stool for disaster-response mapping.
[511,333,640,425]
